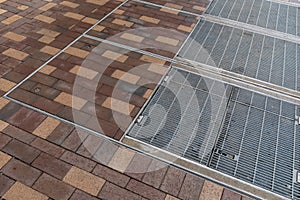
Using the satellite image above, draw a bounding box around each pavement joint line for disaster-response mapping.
[122,136,287,200]
[202,14,300,44]
[3,0,130,98]
[133,0,202,17]
[266,0,300,7]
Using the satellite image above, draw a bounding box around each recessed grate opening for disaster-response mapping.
[205,0,299,37]
[179,20,300,92]
[126,67,300,199]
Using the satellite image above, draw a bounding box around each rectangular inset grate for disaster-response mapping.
[179,20,300,91]
[205,0,300,36]
[126,67,300,199]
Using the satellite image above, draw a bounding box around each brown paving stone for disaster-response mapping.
[3,140,40,164]
[47,122,74,145]
[93,164,130,187]
[125,153,152,180]
[0,119,9,131]
[33,173,75,200]
[160,166,186,196]
[0,77,16,92]
[199,181,224,200]
[76,134,104,158]
[63,166,106,196]
[0,132,11,149]
[92,140,118,165]
[2,48,29,60]
[108,147,136,173]
[165,194,180,200]
[142,159,168,188]
[2,158,41,186]
[60,150,96,172]
[69,189,99,200]
[31,137,65,158]
[32,117,60,139]
[0,151,11,169]
[32,153,71,180]
[178,173,204,200]
[62,129,89,151]
[7,107,46,132]
[222,189,242,200]
[2,125,36,144]
[2,14,22,25]
[0,174,14,197]
[3,31,26,42]
[99,182,142,200]
[126,179,166,200]
[3,182,48,200]
[0,97,9,109]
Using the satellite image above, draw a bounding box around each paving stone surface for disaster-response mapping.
[0,0,256,199]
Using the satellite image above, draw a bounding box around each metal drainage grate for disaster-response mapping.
[179,20,300,91]
[126,67,300,199]
[205,0,300,36]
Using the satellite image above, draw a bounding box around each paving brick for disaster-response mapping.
[65,46,89,58]
[0,77,16,92]
[0,119,9,131]
[160,167,186,196]
[222,189,242,200]
[0,151,11,169]
[54,92,87,110]
[2,125,36,144]
[93,140,118,165]
[32,153,71,179]
[140,15,160,24]
[178,173,204,200]
[102,50,128,63]
[2,15,22,25]
[40,45,60,55]
[70,189,99,200]
[0,174,14,197]
[99,182,142,200]
[0,97,9,109]
[3,182,48,200]
[165,195,180,200]
[31,137,65,158]
[125,153,152,180]
[69,65,98,80]
[64,12,85,20]
[62,129,88,151]
[102,97,135,115]
[63,166,106,196]
[93,164,130,187]
[2,158,41,186]
[60,1,79,8]
[34,14,56,23]
[126,179,166,200]
[76,134,103,158]
[142,159,168,188]
[33,173,75,200]
[0,132,11,149]
[39,2,57,11]
[8,107,46,132]
[60,150,96,172]
[3,140,40,164]
[47,123,74,145]
[33,117,60,139]
[108,147,135,173]
[199,181,223,200]
[3,31,26,42]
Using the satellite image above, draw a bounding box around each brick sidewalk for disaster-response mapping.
[0,0,254,199]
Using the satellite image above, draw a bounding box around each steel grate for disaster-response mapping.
[205,0,299,36]
[126,67,300,199]
[179,20,300,91]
